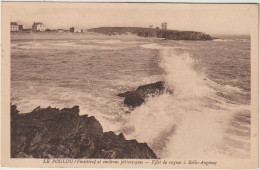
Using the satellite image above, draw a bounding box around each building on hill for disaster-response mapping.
[70,27,75,32]
[10,22,19,32]
[18,25,23,31]
[149,25,153,28]
[161,22,167,30]
[70,27,83,33]
[32,22,46,32]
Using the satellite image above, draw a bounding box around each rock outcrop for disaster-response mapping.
[88,27,213,40]
[117,81,173,108]
[156,30,213,40]
[11,105,157,159]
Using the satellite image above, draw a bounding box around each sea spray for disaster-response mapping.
[159,49,215,98]
[11,36,251,159]
[123,44,250,159]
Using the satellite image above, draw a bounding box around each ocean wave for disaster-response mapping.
[11,39,251,159]
[12,42,129,51]
[213,38,250,42]
[213,39,231,42]
[122,46,250,159]
[88,39,124,44]
[140,43,167,50]
[140,43,190,51]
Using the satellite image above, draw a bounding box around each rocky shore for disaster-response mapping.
[11,81,173,158]
[11,105,157,159]
[155,30,213,40]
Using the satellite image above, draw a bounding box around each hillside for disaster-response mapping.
[88,27,150,35]
[88,27,213,40]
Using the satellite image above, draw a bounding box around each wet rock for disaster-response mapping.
[11,105,157,159]
[118,81,173,108]
[11,105,19,122]
[93,131,157,159]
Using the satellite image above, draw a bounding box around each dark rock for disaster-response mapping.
[11,105,19,122]
[118,81,173,108]
[93,131,156,159]
[158,31,213,40]
[11,105,157,159]
[124,94,145,108]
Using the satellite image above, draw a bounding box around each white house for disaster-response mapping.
[32,22,46,32]
[10,22,19,32]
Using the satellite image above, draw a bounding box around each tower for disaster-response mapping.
[161,22,167,30]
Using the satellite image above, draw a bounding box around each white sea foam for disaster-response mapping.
[11,38,251,159]
[140,43,167,50]
[213,39,230,42]
[93,40,123,44]
[213,38,249,42]
[13,42,129,51]
[123,43,250,159]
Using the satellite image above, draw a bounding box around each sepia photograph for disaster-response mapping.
[1,2,258,169]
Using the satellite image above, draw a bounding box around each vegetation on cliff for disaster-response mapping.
[88,27,213,40]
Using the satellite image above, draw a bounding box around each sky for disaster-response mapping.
[3,3,257,34]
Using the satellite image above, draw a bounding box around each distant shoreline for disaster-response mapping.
[11,26,213,41]
[88,27,213,41]
[11,28,250,41]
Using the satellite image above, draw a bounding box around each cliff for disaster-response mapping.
[88,27,213,40]
[156,30,213,40]
[11,105,157,159]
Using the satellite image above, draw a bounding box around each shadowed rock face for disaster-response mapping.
[118,81,173,108]
[11,105,157,159]
[157,30,213,40]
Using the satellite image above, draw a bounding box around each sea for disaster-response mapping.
[11,33,251,159]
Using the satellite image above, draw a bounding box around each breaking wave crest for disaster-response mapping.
[123,44,250,159]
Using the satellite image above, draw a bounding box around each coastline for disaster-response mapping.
[10,32,252,160]
[11,104,157,159]
[88,27,213,40]
[11,81,169,159]
[11,26,214,41]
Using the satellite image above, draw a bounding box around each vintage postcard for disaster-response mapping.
[1,2,258,169]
